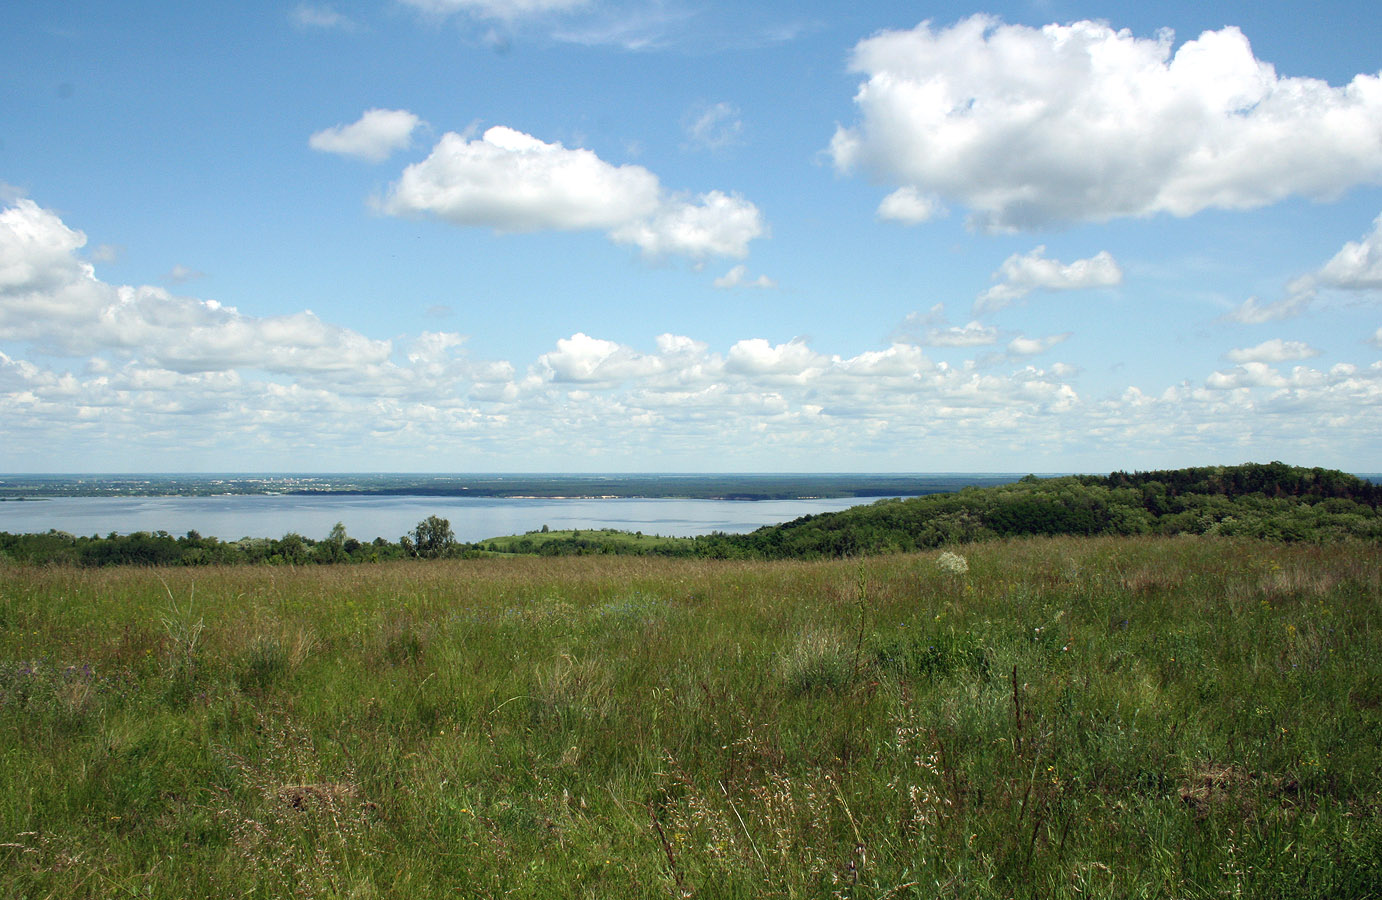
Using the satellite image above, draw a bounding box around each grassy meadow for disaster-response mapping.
[2,536,1380,898]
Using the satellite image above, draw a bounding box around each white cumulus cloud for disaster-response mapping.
[535,332,664,384]
[975,247,1122,314]
[1316,213,1382,290]
[1224,213,1382,323]
[611,191,765,260]
[1206,361,1290,390]
[383,126,766,260]
[7,198,1381,471]
[724,338,826,378]
[1008,333,1071,356]
[876,186,944,225]
[310,109,426,163]
[0,198,393,375]
[1225,339,1319,364]
[831,16,1382,231]
[383,126,659,230]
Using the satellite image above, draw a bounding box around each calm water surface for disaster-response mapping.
[0,494,898,543]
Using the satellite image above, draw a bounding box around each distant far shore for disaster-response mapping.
[0,473,1032,501]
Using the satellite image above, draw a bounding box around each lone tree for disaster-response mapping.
[402,515,457,558]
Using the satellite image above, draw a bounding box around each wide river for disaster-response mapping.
[0,494,900,543]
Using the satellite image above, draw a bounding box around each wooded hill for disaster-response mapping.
[678,462,1381,559]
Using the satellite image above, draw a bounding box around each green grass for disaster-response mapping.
[2,536,1380,898]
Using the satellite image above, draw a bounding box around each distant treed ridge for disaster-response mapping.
[0,463,1377,566]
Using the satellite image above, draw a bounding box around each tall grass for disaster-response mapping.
[1,537,1379,898]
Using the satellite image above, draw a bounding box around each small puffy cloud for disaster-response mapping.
[384,126,765,260]
[535,332,664,384]
[292,4,356,29]
[836,343,930,376]
[876,186,944,225]
[975,247,1122,314]
[1315,214,1382,290]
[384,126,659,231]
[611,191,765,260]
[1206,361,1290,390]
[831,17,1382,231]
[1225,339,1319,364]
[724,338,826,377]
[400,0,588,21]
[310,109,426,163]
[1008,333,1071,356]
[683,102,744,152]
[1370,327,1382,348]
[713,265,776,290]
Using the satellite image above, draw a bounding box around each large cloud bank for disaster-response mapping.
[831,16,1382,231]
[0,200,392,375]
[2,197,1378,470]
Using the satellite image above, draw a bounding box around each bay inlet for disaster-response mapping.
[0,474,1031,543]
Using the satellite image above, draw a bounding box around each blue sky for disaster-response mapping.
[2,0,1380,472]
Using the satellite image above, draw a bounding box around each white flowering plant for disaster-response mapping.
[937,551,969,575]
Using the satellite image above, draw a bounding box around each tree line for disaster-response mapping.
[1,463,1377,566]
[0,515,465,567]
